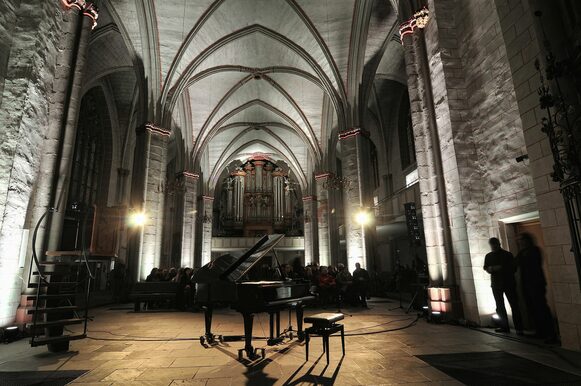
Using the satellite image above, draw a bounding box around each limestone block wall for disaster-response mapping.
[0,0,18,108]
[0,3,75,327]
[413,0,538,323]
[493,0,581,350]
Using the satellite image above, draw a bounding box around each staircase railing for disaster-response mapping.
[28,207,94,348]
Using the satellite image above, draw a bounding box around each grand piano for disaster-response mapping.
[192,234,315,359]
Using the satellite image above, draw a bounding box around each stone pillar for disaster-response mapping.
[180,171,199,268]
[315,173,332,267]
[339,128,375,272]
[400,10,460,317]
[401,24,457,284]
[0,3,95,327]
[130,124,170,281]
[200,196,214,266]
[302,195,318,265]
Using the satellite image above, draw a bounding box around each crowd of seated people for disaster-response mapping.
[145,267,196,310]
[138,259,372,311]
[280,259,371,308]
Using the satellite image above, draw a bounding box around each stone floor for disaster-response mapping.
[2,299,581,385]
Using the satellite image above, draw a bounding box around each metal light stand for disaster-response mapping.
[535,11,581,289]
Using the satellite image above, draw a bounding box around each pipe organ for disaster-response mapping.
[219,158,302,237]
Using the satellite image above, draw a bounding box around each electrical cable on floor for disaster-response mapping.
[71,314,419,342]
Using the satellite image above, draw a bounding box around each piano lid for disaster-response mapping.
[220,234,285,282]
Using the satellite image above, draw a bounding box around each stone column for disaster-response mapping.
[401,25,455,289]
[302,195,318,265]
[400,10,460,318]
[129,124,170,281]
[315,173,332,267]
[200,196,214,266]
[180,171,199,268]
[0,3,95,326]
[339,128,375,272]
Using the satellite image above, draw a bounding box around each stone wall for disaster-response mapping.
[403,0,538,323]
[0,2,65,326]
[0,0,18,108]
[493,0,581,350]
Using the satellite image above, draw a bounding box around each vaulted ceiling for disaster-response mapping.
[101,0,401,192]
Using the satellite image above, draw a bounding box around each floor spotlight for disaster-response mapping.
[1,326,19,343]
[429,311,443,323]
[491,313,502,327]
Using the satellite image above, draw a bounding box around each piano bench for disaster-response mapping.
[304,313,345,364]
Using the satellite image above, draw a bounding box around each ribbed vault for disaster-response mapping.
[105,0,399,192]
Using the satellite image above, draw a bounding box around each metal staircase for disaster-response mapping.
[27,209,94,352]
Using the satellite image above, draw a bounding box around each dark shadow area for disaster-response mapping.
[0,370,88,385]
[417,351,581,385]
[283,355,343,386]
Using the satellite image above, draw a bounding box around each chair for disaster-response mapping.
[304,312,345,364]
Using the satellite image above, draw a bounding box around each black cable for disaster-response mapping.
[77,315,419,342]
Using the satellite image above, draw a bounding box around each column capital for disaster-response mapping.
[338,127,369,140]
[136,123,171,137]
[398,6,430,44]
[62,0,99,29]
[178,171,199,180]
[315,172,334,181]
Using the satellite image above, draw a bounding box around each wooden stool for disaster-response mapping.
[304,313,345,364]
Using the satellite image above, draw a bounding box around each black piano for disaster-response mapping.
[192,234,315,359]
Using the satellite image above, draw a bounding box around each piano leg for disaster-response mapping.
[242,312,258,359]
[268,312,275,345]
[203,306,215,343]
[276,311,281,338]
[296,304,305,341]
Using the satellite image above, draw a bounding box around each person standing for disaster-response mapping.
[484,237,523,334]
[517,233,558,343]
[353,263,370,308]
[335,263,353,308]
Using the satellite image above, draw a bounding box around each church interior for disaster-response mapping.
[1,0,581,384]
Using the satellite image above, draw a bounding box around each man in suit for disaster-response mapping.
[484,237,523,334]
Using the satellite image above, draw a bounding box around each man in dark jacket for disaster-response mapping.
[484,237,523,334]
[353,263,370,308]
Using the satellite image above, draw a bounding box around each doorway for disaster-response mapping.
[502,217,557,332]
